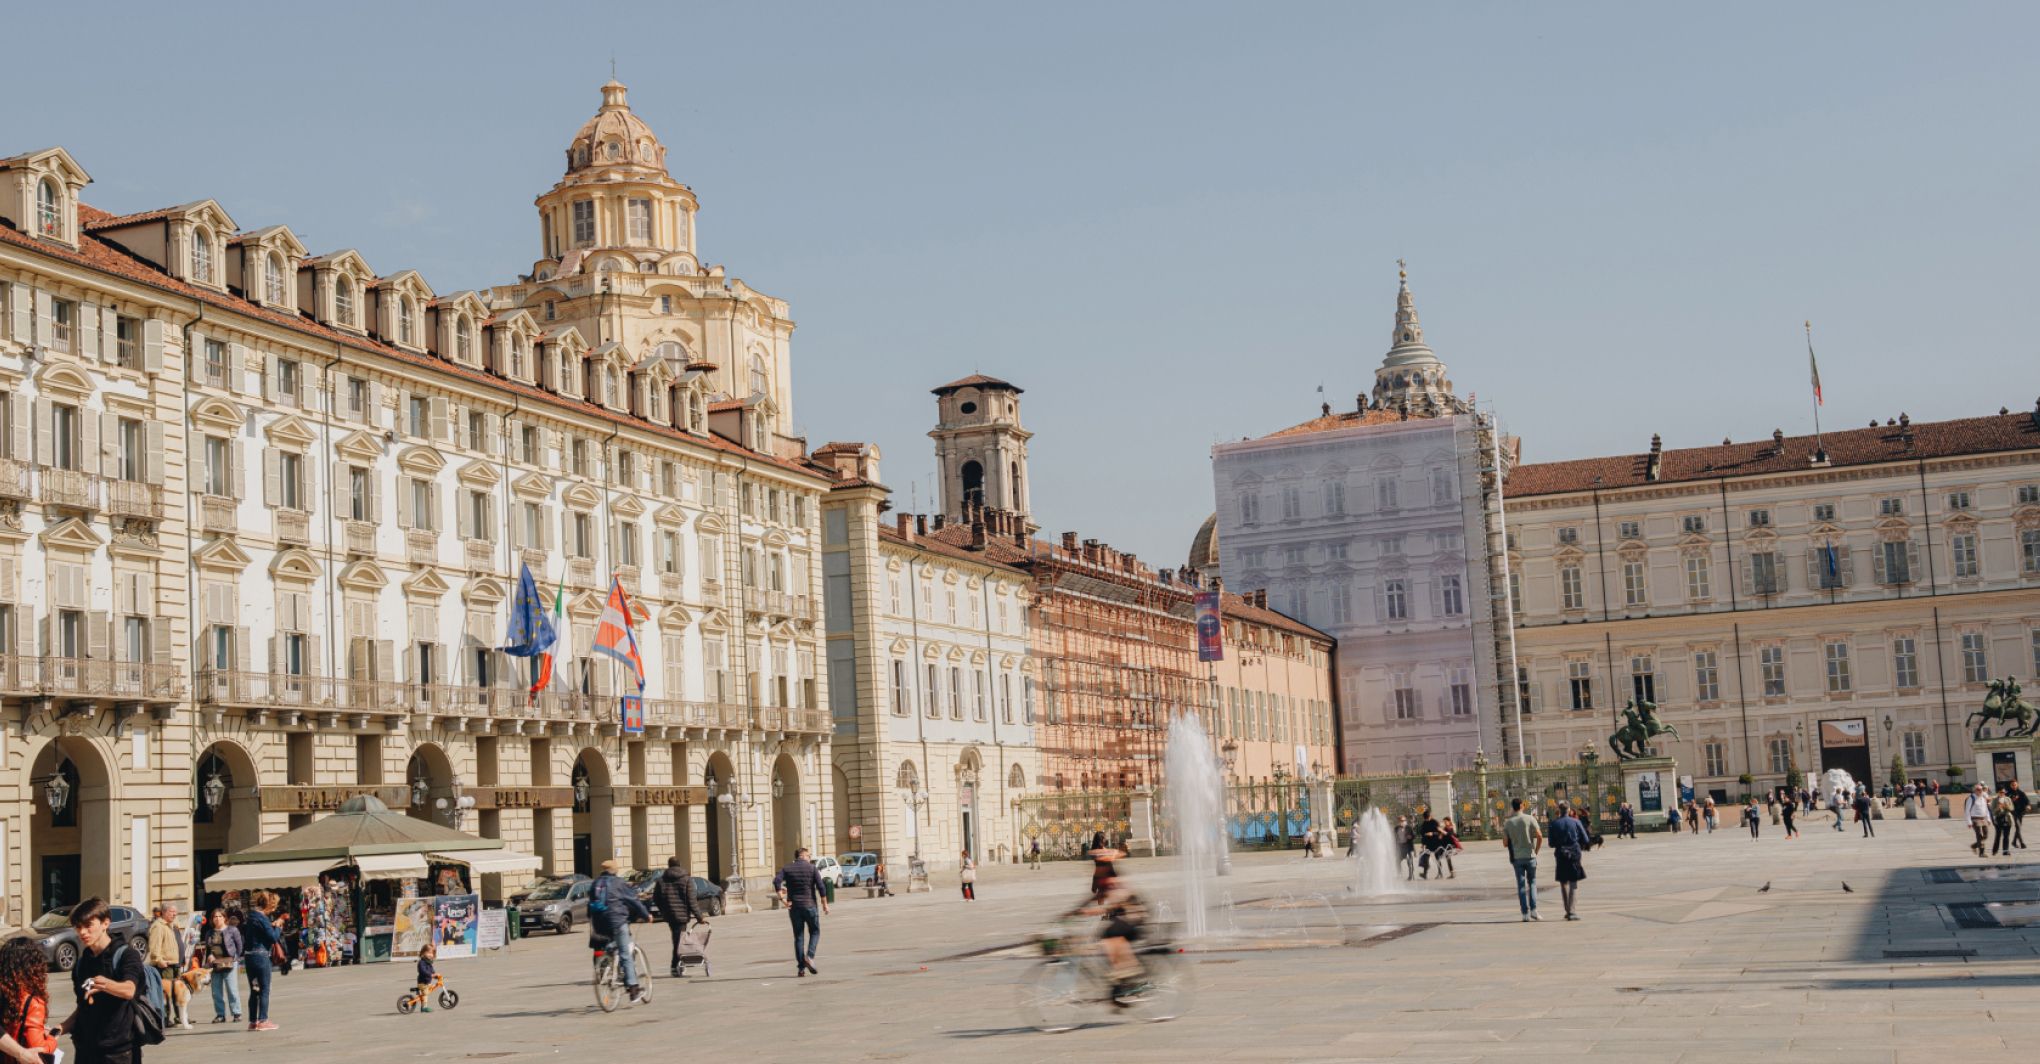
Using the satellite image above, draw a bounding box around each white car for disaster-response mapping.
[813,855,841,886]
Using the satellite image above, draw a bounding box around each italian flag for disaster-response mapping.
[531,574,569,699]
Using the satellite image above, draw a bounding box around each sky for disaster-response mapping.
[7,2,2037,565]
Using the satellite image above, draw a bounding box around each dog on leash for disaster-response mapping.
[169,966,208,1028]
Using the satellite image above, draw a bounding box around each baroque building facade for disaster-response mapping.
[0,81,831,918]
[1206,270,1516,775]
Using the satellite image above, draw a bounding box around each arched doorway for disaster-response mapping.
[571,749,614,878]
[702,752,735,885]
[193,742,262,909]
[956,749,983,864]
[405,744,455,827]
[771,754,801,869]
[28,738,117,915]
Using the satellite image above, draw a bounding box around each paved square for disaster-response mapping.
[75,811,2040,1063]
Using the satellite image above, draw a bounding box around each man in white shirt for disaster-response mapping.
[1964,784,1992,857]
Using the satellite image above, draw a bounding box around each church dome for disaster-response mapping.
[1188,512,1220,579]
[566,80,668,173]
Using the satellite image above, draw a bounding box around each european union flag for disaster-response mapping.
[502,563,557,658]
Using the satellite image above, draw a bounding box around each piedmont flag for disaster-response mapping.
[531,573,570,699]
[592,577,647,692]
[1806,322,1823,406]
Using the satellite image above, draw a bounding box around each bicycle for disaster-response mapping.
[396,973,459,1014]
[1017,918,1194,1033]
[592,936,652,1012]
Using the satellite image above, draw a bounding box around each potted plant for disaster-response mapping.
[1889,754,1907,787]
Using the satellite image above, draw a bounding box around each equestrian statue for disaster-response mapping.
[1968,677,2038,741]
[1609,698,1680,761]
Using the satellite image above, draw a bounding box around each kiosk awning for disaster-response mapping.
[204,858,337,892]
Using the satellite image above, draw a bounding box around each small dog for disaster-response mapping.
[1584,832,1607,851]
[170,967,208,1028]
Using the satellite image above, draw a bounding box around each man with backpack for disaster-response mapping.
[51,895,161,1063]
[590,859,653,1004]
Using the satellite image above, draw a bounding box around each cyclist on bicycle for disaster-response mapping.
[590,858,653,1004]
[1070,868,1149,1005]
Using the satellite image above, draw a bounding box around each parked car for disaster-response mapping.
[813,856,841,887]
[508,873,587,908]
[11,904,150,972]
[628,869,727,918]
[515,878,592,934]
[835,852,878,887]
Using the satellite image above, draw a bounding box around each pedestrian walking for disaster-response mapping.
[1667,804,1681,834]
[959,851,978,900]
[1395,815,1417,881]
[1781,794,1799,838]
[239,891,282,1032]
[1502,798,1543,922]
[2009,781,2029,849]
[1436,818,1461,879]
[48,896,149,1063]
[1029,838,1042,869]
[1765,792,1779,825]
[142,903,181,1029]
[0,937,59,1063]
[1687,801,1701,836]
[1744,799,1761,839]
[1991,791,2016,856]
[1853,789,1875,838]
[1549,804,1589,920]
[1617,802,1636,839]
[774,847,830,977]
[652,857,706,978]
[1417,811,1444,879]
[1830,789,1847,833]
[1964,784,1992,856]
[1703,799,1718,833]
[200,908,242,1023]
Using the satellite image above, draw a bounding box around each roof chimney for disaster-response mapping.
[932,514,946,531]
[915,514,928,536]
[897,513,913,541]
[1645,433,1664,482]
[969,519,987,550]
[1061,531,1078,551]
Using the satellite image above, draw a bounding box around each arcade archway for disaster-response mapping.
[771,753,801,869]
[405,744,455,827]
[27,737,117,915]
[571,748,614,878]
[702,752,735,885]
[193,741,262,909]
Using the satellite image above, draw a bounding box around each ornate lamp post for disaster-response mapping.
[202,770,228,813]
[45,767,73,817]
[411,774,431,810]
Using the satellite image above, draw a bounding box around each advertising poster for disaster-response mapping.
[1194,590,1223,662]
[392,897,434,958]
[1637,772,1662,813]
[434,893,479,959]
[477,908,508,951]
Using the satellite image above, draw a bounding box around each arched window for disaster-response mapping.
[748,354,767,398]
[960,461,985,510]
[35,179,61,236]
[192,230,213,282]
[335,277,356,325]
[264,253,287,305]
[398,296,415,345]
[455,317,472,363]
[896,760,920,791]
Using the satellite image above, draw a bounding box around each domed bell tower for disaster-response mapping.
[930,374,1032,528]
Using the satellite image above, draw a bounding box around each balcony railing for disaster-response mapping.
[37,467,98,510]
[743,589,794,617]
[107,479,164,520]
[660,573,687,602]
[201,496,237,535]
[699,580,724,607]
[39,657,183,700]
[0,459,33,501]
[406,531,438,566]
[345,521,377,555]
[463,539,497,572]
[569,557,596,587]
[276,509,311,546]
[0,654,38,695]
[521,548,549,575]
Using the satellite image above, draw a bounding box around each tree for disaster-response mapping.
[1890,754,1907,787]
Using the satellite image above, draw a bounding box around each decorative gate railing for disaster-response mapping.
[1217,778,1312,850]
[1452,761,1620,841]
[1015,790,1136,859]
[1330,773,1435,835]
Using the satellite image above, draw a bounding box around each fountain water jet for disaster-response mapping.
[1350,808,1405,897]
[1164,712,1227,938]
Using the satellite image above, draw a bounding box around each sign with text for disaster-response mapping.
[477,908,508,951]
[1819,719,1868,748]
[1194,590,1223,662]
[611,785,708,808]
[259,785,410,814]
[465,786,576,810]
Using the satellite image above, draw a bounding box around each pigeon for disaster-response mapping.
[1841,882,1854,893]
[1758,881,1771,893]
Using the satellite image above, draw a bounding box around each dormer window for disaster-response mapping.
[605,141,621,159]
[192,230,213,283]
[456,318,472,363]
[335,277,356,326]
[264,253,287,305]
[511,339,528,379]
[36,179,60,237]
[398,296,415,345]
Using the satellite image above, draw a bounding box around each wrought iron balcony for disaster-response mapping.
[0,654,36,695]
[0,459,30,501]
[201,495,237,535]
[107,479,165,520]
[40,657,183,701]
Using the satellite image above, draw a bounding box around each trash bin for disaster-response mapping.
[824,879,837,904]
[508,906,522,941]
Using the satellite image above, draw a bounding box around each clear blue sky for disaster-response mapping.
[9,3,2036,565]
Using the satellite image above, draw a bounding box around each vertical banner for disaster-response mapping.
[1195,590,1224,662]
[621,694,645,735]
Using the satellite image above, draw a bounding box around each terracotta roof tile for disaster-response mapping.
[1506,411,2040,497]
[1258,407,1435,439]
[80,205,178,230]
[2,204,825,483]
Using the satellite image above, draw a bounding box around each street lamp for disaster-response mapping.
[202,770,228,813]
[45,766,72,817]
[410,774,430,809]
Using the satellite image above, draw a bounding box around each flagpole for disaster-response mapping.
[1805,320,1827,464]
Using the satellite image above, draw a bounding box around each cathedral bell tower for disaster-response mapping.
[930,374,1032,527]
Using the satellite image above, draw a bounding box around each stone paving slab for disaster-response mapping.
[45,813,2040,1063]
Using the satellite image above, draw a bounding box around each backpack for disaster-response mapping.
[110,944,167,1047]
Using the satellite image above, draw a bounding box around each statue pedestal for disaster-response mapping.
[1621,756,1677,830]
[1974,735,2038,791]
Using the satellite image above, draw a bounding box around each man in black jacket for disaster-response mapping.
[773,848,830,977]
[653,857,706,977]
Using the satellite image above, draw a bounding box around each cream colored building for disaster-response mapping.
[0,80,832,917]
[819,443,1039,872]
[1210,594,1340,784]
[1506,411,2040,798]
